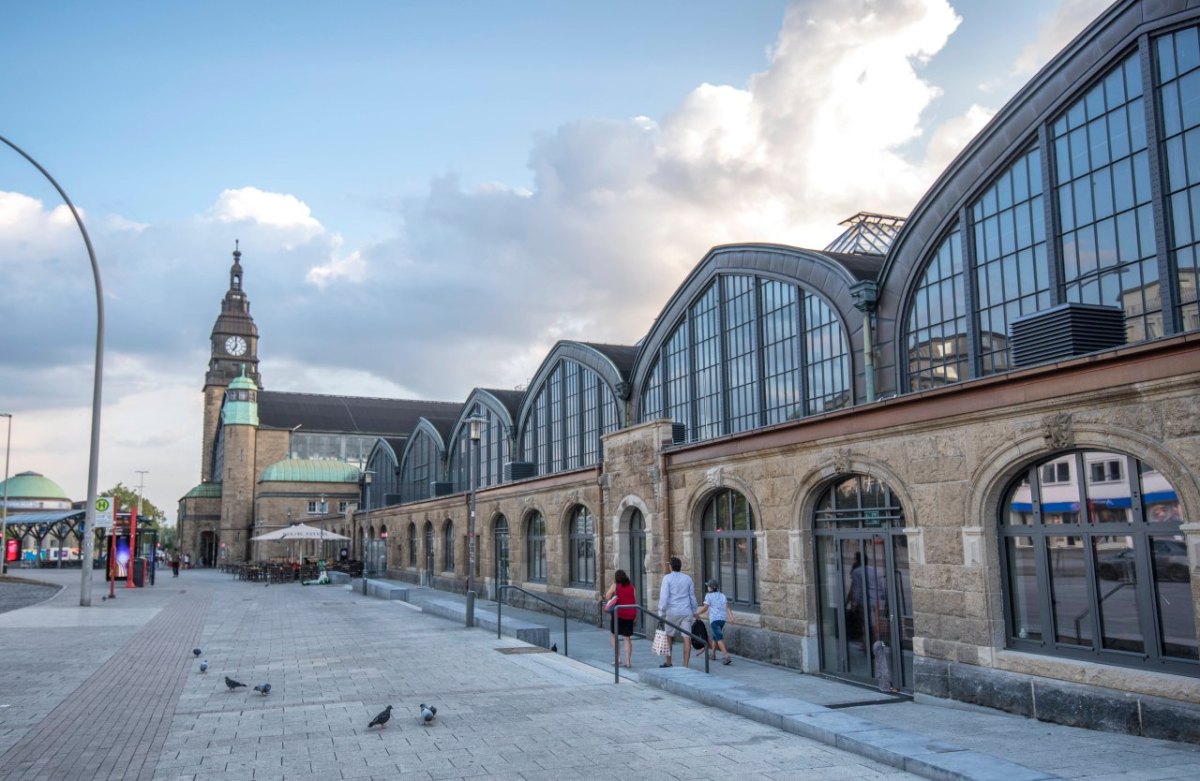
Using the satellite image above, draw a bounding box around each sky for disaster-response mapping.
[0,0,1112,522]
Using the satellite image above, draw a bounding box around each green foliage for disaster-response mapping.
[103,482,166,525]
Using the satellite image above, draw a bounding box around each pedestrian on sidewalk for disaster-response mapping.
[696,578,733,665]
[601,569,637,668]
[170,552,180,578]
[657,556,698,668]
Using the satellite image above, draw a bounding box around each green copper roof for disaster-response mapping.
[260,459,361,483]
[0,471,70,501]
[222,371,259,426]
[182,483,223,499]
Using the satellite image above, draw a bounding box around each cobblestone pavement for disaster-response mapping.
[0,570,917,780]
[0,575,60,614]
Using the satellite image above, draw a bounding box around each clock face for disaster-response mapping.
[224,335,248,356]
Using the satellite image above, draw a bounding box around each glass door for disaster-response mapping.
[627,510,647,635]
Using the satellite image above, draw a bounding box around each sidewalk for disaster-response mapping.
[372,575,1200,781]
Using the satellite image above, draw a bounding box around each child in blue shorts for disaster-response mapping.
[697,578,733,665]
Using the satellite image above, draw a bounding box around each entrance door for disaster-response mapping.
[814,475,914,692]
[423,523,434,585]
[494,516,510,599]
[627,510,648,634]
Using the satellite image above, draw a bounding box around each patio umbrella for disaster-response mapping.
[251,523,350,563]
[251,523,349,541]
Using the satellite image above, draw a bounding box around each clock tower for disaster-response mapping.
[201,243,262,483]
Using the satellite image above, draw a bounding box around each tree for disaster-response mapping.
[103,482,166,526]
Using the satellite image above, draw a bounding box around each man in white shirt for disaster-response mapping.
[657,556,698,668]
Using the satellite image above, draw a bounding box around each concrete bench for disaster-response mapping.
[361,578,409,601]
[415,596,550,648]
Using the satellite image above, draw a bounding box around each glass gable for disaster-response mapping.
[640,273,850,441]
[519,358,621,477]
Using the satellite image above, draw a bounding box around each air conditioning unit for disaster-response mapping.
[1009,303,1126,368]
[382,493,403,506]
[671,422,687,445]
[504,461,537,481]
[432,481,454,497]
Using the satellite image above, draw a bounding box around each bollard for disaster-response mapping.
[466,590,475,627]
[361,576,367,596]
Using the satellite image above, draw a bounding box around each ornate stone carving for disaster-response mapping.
[832,448,852,474]
[704,466,723,489]
[1042,413,1074,450]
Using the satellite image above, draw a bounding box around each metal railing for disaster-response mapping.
[611,605,709,683]
[496,584,569,658]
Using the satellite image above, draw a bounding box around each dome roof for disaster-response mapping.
[182,483,223,499]
[260,459,360,483]
[0,470,70,501]
[228,373,258,391]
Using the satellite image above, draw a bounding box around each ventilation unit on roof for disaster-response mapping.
[1009,303,1126,368]
[671,422,687,445]
[504,461,537,481]
[383,493,403,507]
[432,481,453,497]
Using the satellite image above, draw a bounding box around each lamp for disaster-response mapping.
[1,134,105,607]
[465,414,486,627]
[1,413,10,575]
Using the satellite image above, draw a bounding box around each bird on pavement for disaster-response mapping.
[192,648,202,657]
[199,659,208,673]
[420,704,437,724]
[254,683,271,696]
[551,643,558,653]
[225,677,247,691]
[368,705,393,729]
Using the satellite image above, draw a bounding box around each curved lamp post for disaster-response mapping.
[0,134,105,607]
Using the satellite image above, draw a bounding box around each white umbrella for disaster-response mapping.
[251,523,349,541]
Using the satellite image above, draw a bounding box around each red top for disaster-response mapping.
[615,582,637,619]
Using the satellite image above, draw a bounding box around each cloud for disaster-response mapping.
[206,186,323,233]
[1013,0,1112,76]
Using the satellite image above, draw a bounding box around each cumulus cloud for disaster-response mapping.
[207,186,323,233]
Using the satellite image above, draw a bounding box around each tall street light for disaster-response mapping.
[1,413,11,575]
[465,415,486,627]
[135,470,149,516]
[0,134,105,607]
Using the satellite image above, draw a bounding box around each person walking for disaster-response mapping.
[696,578,733,665]
[601,569,637,668]
[170,552,181,578]
[657,556,698,668]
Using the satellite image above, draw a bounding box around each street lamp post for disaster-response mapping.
[135,470,148,517]
[1,413,11,575]
[0,134,105,607]
[465,415,485,627]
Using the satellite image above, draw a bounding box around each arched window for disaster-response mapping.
[442,520,455,572]
[399,426,443,503]
[449,401,510,492]
[700,488,758,607]
[526,511,547,582]
[568,505,596,586]
[1000,450,1196,673]
[640,274,850,441]
[520,359,621,477]
[407,523,416,568]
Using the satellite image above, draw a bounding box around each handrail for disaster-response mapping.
[496,584,569,658]
[611,606,709,683]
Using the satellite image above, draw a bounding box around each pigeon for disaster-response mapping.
[225,676,247,691]
[367,705,393,729]
[254,683,271,696]
[199,659,208,673]
[550,643,558,653]
[420,704,437,724]
[192,648,202,657]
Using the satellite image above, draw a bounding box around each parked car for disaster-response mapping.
[1098,540,1189,582]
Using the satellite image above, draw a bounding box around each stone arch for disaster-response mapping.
[967,422,1200,649]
